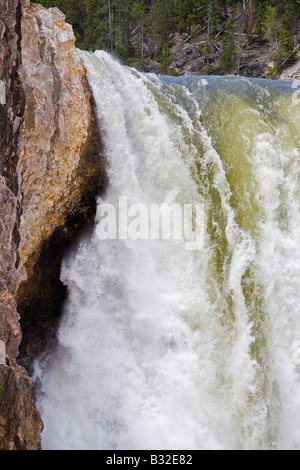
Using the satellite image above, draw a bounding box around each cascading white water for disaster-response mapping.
[34,51,300,450]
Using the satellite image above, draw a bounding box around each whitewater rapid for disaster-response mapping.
[34,52,300,450]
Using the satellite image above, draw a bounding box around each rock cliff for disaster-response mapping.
[280,57,300,81]
[0,0,43,450]
[17,1,106,365]
[19,1,103,276]
[0,0,106,449]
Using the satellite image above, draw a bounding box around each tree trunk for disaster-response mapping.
[108,0,114,51]
[141,14,144,60]
[207,0,212,41]
[249,0,253,36]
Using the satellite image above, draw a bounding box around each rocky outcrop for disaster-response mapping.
[19,0,104,277]
[0,0,43,451]
[280,56,300,81]
[17,1,106,366]
[0,0,106,449]
[0,364,42,450]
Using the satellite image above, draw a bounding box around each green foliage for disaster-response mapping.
[262,4,278,43]
[220,31,235,74]
[282,0,300,36]
[254,0,269,36]
[32,0,300,75]
[275,28,297,69]
[159,44,172,74]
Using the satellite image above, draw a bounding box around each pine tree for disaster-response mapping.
[31,0,300,75]
[282,0,299,39]
[152,0,175,49]
[254,0,268,36]
[159,43,172,73]
[220,21,235,74]
[275,28,296,70]
[262,4,278,45]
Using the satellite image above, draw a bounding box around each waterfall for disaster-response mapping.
[35,51,300,450]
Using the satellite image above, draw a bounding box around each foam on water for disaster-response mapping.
[34,52,300,450]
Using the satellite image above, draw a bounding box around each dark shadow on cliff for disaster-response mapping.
[17,203,98,373]
[17,94,108,375]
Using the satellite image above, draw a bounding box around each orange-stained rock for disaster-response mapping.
[0,0,105,450]
[19,0,104,278]
[0,363,43,450]
[0,0,42,451]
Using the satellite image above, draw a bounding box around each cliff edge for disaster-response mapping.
[17,0,106,366]
[0,0,106,450]
[0,0,43,450]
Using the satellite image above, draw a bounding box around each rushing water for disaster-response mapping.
[34,51,300,450]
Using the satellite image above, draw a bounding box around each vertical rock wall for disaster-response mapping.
[0,0,43,451]
[0,0,106,449]
[17,0,106,367]
[19,1,104,277]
